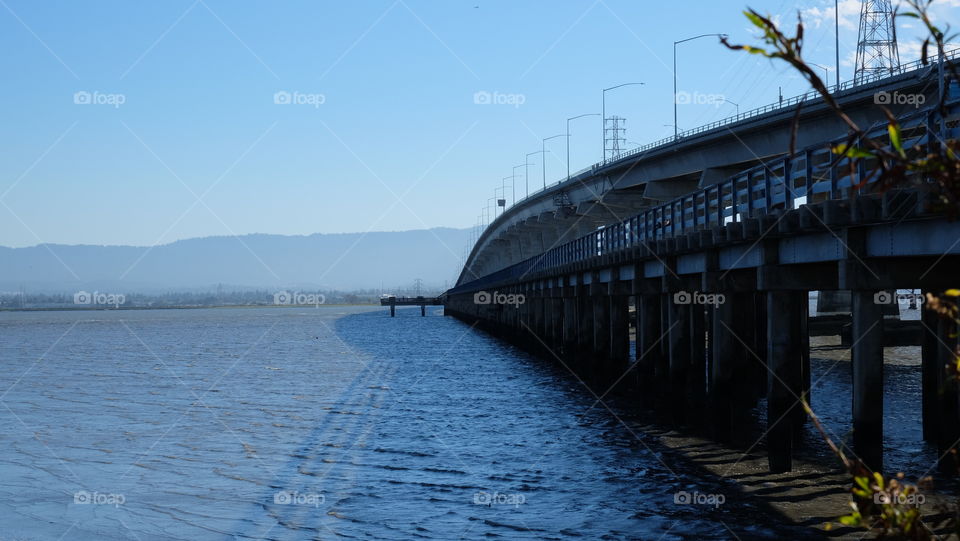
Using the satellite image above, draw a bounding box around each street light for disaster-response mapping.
[542,134,565,189]
[674,33,727,139]
[721,98,739,116]
[835,0,840,87]
[602,83,644,161]
[810,62,831,88]
[511,165,524,204]
[525,151,545,197]
[567,113,600,181]
[501,176,517,211]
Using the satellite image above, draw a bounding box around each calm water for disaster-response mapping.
[0,305,916,540]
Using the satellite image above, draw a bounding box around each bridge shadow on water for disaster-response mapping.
[234,306,955,539]
[315,307,845,539]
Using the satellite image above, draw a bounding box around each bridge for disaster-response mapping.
[444,54,960,474]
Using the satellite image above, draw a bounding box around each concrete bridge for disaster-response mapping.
[445,55,960,474]
[461,53,952,283]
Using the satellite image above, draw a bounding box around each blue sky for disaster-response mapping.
[1,0,957,248]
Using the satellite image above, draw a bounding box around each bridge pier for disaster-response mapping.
[577,278,594,370]
[609,293,630,377]
[591,273,610,377]
[710,296,737,441]
[636,292,662,406]
[851,290,885,472]
[668,294,691,424]
[551,290,564,355]
[562,282,578,362]
[936,313,960,474]
[766,290,805,473]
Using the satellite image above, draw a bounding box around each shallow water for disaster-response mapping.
[0,306,857,539]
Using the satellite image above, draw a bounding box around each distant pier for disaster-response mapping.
[380,296,443,317]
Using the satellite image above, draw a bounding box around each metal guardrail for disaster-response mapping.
[452,94,957,294]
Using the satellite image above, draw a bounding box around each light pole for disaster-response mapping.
[810,62,831,88]
[542,134,565,189]
[501,176,517,211]
[721,98,739,116]
[835,0,840,87]
[525,151,544,197]
[567,113,600,181]
[511,166,524,204]
[602,83,644,161]
[494,187,504,219]
[674,33,727,140]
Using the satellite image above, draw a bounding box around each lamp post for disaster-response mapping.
[501,176,517,211]
[810,62,831,88]
[525,151,544,197]
[835,0,840,87]
[511,166,524,204]
[567,113,600,181]
[721,98,739,116]
[602,83,644,161]
[542,134,565,189]
[674,33,727,139]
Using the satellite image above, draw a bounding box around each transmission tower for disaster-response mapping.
[854,0,901,84]
[604,116,626,160]
[413,278,423,296]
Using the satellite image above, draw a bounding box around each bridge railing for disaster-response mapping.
[523,105,943,276]
[502,51,959,216]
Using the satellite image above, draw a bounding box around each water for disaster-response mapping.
[1,306,837,539]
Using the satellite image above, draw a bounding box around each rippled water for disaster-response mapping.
[1,306,832,539]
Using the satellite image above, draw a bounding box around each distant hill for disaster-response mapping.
[0,228,471,294]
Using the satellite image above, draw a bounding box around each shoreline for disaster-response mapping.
[0,303,386,313]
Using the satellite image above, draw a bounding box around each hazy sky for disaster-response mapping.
[1,0,956,248]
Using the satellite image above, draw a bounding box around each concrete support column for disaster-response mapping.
[637,294,662,403]
[711,299,736,440]
[577,285,594,366]
[562,287,578,361]
[766,290,805,473]
[937,313,960,474]
[851,290,884,473]
[668,296,692,424]
[689,304,708,415]
[552,295,564,352]
[609,294,630,377]
[921,291,939,442]
[592,293,611,364]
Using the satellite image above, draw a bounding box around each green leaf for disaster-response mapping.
[745,11,766,30]
[888,123,905,158]
[839,514,861,526]
[834,144,874,159]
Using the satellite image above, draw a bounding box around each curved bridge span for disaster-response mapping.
[459,56,951,285]
[444,59,960,475]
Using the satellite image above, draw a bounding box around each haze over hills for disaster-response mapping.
[0,228,471,294]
